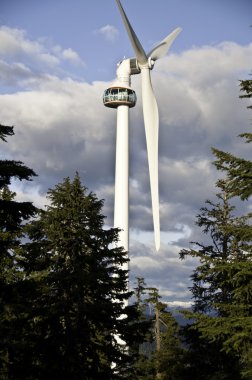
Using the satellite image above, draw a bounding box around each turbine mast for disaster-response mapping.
[103,59,137,256]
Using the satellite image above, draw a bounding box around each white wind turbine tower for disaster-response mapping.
[103,0,181,258]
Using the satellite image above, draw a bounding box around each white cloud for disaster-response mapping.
[96,24,119,41]
[0,27,40,57]
[11,181,48,210]
[0,26,57,66]
[158,42,252,85]
[166,300,193,309]
[0,60,32,86]
[61,48,83,65]
[0,26,85,84]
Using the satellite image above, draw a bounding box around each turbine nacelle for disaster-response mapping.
[116,56,156,82]
[116,58,141,82]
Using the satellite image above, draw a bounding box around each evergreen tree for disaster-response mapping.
[180,179,249,314]
[148,288,185,380]
[212,77,252,201]
[17,174,135,379]
[180,326,241,380]
[179,77,252,379]
[181,183,252,379]
[130,278,155,380]
[179,180,245,379]
[0,124,37,379]
[212,134,252,201]
[0,124,37,254]
[134,286,185,380]
[210,77,252,378]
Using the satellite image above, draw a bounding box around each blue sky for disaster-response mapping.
[1,0,251,83]
[0,0,252,306]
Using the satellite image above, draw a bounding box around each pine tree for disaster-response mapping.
[212,136,252,201]
[0,124,37,254]
[17,174,135,379]
[212,77,252,201]
[179,77,252,379]
[135,287,185,380]
[150,289,185,380]
[180,179,249,314]
[0,124,37,379]
[179,179,247,379]
[129,278,155,380]
[209,77,252,378]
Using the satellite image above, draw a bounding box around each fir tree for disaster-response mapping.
[212,77,252,201]
[148,288,185,380]
[212,137,252,201]
[134,286,185,380]
[0,124,37,254]
[130,278,155,380]
[0,124,37,379]
[179,77,252,379]
[18,174,135,379]
[180,179,249,314]
[179,180,246,379]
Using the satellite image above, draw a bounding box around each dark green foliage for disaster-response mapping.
[181,326,242,380]
[13,174,135,379]
[128,278,156,379]
[179,77,252,378]
[239,77,252,108]
[180,179,250,313]
[180,178,252,378]
[0,160,36,188]
[132,285,186,380]
[212,79,252,201]
[150,293,186,380]
[212,144,252,201]
[0,124,147,379]
[0,123,37,254]
[154,311,185,380]
[0,125,36,189]
[0,124,14,142]
[0,124,37,380]
[129,281,156,379]
[181,181,252,379]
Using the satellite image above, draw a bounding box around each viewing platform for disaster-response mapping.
[103,87,137,108]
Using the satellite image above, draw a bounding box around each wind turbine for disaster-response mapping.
[103,0,181,256]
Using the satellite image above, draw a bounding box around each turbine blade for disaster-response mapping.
[147,27,182,61]
[141,68,160,251]
[116,0,147,65]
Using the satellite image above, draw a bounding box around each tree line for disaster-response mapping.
[0,77,251,379]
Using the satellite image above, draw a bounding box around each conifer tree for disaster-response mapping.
[18,174,135,379]
[0,124,37,255]
[0,124,37,379]
[179,179,247,379]
[148,288,185,380]
[212,77,252,201]
[180,179,250,313]
[212,134,252,201]
[134,287,185,380]
[179,77,252,379]
[130,278,155,380]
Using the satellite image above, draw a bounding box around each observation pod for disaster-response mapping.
[103,86,137,108]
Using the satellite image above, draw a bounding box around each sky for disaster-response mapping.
[0,0,252,307]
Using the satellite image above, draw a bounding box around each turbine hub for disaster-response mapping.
[137,57,155,71]
[148,57,155,70]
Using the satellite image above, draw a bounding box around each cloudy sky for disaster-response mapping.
[0,0,252,307]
